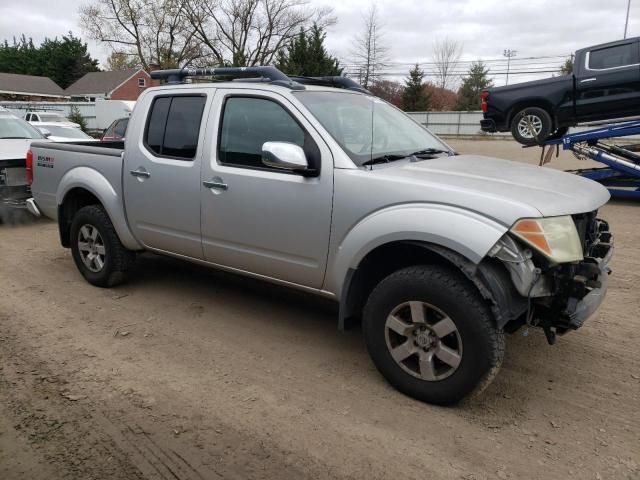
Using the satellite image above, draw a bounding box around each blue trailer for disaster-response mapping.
[542,120,640,199]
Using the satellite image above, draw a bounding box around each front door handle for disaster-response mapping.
[130,169,151,178]
[580,77,597,83]
[203,180,229,190]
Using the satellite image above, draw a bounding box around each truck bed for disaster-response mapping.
[29,140,126,221]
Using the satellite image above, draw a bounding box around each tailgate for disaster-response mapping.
[0,158,27,187]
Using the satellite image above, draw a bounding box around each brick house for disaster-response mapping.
[65,68,156,101]
[0,72,68,101]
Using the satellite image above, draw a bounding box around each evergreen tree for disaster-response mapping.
[454,61,493,111]
[560,55,574,75]
[68,106,88,132]
[0,32,99,88]
[276,24,342,76]
[401,64,430,111]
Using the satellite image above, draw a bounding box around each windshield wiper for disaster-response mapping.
[361,148,453,167]
[408,148,452,157]
[361,154,407,167]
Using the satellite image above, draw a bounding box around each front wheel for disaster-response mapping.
[511,107,553,145]
[363,265,504,405]
[70,205,134,287]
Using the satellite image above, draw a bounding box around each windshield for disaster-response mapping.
[295,91,451,166]
[0,116,44,139]
[44,125,92,139]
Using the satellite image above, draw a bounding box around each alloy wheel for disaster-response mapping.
[384,301,463,381]
[77,224,106,273]
[517,114,543,139]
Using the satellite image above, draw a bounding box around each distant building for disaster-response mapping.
[0,73,68,101]
[65,68,156,101]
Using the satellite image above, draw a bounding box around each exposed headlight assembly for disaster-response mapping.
[510,216,583,264]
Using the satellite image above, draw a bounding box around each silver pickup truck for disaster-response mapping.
[27,67,613,405]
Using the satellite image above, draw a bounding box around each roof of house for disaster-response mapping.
[0,72,67,97]
[65,68,147,96]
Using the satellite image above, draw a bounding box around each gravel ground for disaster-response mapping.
[0,139,638,480]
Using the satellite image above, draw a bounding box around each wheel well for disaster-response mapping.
[508,101,555,130]
[339,242,468,329]
[58,188,101,247]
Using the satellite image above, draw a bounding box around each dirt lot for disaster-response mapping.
[1,140,639,480]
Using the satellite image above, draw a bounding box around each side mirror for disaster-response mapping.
[38,128,51,138]
[261,142,309,172]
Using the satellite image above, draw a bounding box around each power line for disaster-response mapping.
[342,69,564,77]
[338,54,571,68]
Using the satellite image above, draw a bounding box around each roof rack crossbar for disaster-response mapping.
[150,66,295,85]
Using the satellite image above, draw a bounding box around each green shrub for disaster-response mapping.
[67,105,88,132]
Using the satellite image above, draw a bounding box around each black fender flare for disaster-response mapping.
[338,242,526,331]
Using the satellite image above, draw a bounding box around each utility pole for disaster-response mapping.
[624,0,631,38]
[503,49,517,86]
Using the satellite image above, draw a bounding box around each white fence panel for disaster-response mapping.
[0,101,98,130]
[407,111,509,137]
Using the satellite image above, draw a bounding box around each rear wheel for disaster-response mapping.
[363,265,504,405]
[70,205,134,287]
[511,107,553,145]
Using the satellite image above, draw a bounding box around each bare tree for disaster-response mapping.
[184,0,335,67]
[351,3,388,89]
[106,51,141,70]
[431,37,463,90]
[80,0,206,70]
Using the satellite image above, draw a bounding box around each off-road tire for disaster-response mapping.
[363,265,504,406]
[70,205,134,287]
[511,106,553,146]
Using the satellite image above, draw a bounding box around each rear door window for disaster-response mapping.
[144,95,206,160]
[588,42,640,70]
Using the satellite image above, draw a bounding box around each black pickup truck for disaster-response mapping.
[481,37,640,145]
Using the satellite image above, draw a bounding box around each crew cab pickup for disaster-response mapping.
[27,67,614,405]
[481,37,640,145]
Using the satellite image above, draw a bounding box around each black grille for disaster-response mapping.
[572,211,598,254]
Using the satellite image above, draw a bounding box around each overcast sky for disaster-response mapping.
[1,0,638,86]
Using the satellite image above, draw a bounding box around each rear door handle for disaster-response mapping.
[203,180,228,190]
[130,169,151,178]
[580,77,597,83]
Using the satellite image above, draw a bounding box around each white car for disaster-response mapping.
[34,123,97,142]
[0,108,46,210]
[25,111,80,129]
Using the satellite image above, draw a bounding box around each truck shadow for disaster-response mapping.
[126,251,601,415]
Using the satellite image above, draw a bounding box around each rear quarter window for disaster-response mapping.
[588,43,639,69]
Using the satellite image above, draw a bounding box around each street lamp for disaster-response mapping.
[624,0,632,38]
[503,49,517,86]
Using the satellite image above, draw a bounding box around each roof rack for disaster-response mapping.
[150,66,370,94]
[150,66,302,89]
[288,76,371,94]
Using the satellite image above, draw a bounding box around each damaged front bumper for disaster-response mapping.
[487,216,613,343]
[543,219,613,333]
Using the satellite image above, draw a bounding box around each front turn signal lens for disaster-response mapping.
[511,216,583,264]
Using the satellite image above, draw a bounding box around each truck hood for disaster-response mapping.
[373,155,610,224]
[0,139,36,162]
